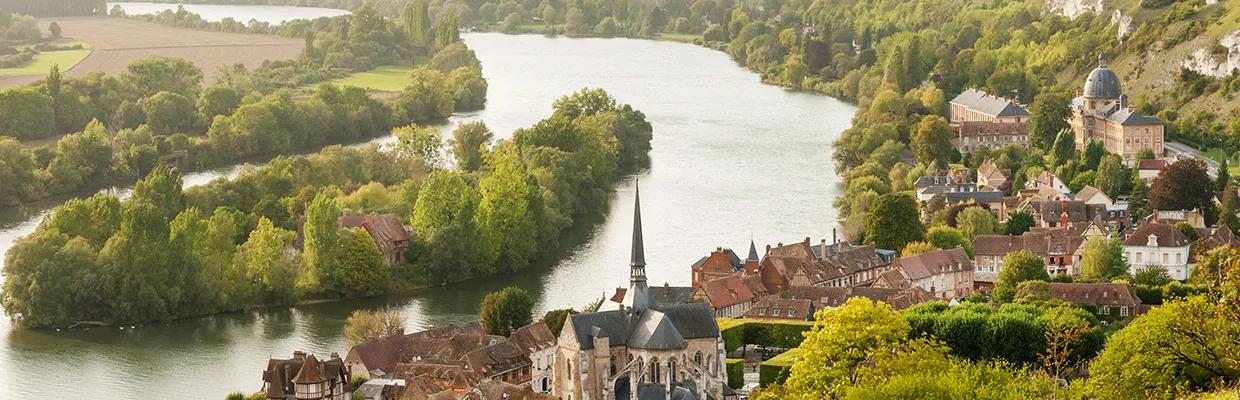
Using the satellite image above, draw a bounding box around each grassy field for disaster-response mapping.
[327,60,415,91]
[0,17,303,89]
[0,40,92,76]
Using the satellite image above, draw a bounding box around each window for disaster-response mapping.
[758,308,766,316]
[787,308,796,317]
[772,307,781,316]
[1177,253,1182,264]
[1136,252,1142,263]
[1120,306,1129,317]
[1163,253,1168,263]
[1103,306,1111,315]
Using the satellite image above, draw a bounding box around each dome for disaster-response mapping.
[1083,53,1122,99]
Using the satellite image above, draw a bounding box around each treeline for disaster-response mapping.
[0,0,103,17]
[0,88,651,328]
[0,16,485,207]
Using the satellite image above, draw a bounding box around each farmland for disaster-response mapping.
[0,16,303,89]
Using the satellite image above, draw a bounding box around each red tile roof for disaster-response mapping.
[743,298,813,321]
[699,275,756,308]
[1049,283,1140,307]
[1137,159,1166,170]
[894,247,973,281]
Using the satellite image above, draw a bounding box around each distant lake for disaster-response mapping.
[0,32,855,399]
[107,2,350,24]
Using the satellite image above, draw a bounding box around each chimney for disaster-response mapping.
[820,239,827,260]
[766,244,771,255]
[833,228,838,245]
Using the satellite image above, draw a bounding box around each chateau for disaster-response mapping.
[1070,53,1164,160]
[554,186,728,400]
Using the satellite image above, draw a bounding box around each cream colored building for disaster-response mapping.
[553,187,727,400]
[1070,53,1164,160]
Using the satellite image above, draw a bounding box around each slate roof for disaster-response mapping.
[914,175,957,187]
[690,249,743,270]
[945,191,1004,204]
[895,247,973,281]
[610,285,695,308]
[1122,223,1191,248]
[627,310,688,350]
[567,303,718,350]
[1083,54,1122,99]
[699,275,755,308]
[950,88,1031,118]
[1104,107,1162,125]
[1038,200,1108,225]
[747,240,760,262]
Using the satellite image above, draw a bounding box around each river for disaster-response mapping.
[0,19,855,400]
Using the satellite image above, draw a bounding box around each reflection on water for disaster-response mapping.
[0,32,854,399]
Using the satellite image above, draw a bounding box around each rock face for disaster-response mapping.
[1045,0,1104,19]
[1112,10,1135,39]
[1183,30,1240,78]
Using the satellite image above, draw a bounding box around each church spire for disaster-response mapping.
[622,181,651,310]
[631,182,646,269]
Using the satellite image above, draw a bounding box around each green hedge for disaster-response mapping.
[726,358,744,389]
[718,318,814,353]
[758,348,802,387]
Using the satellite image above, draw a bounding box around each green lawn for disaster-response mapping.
[326,60,415,91]
[657,33,700,43]
[0,40,92,76]
[1201,148,1228,164]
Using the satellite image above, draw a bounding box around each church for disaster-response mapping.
[1069,53,1164,161]
[553,185,728,400]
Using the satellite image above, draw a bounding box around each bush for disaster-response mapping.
[718,318,814,352]
[758,348,801,387]
[726,358,744,389]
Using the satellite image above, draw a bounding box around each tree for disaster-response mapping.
[543,308,576,336]
[1136,147,1156,160]
[1088,296,1240,399]
[48,21,62,38]
[901,241,938,256]
[911,115,953,167]
[0,87,55,141]
[474,149,537,274]
[235,217,296,304]
[595,17,618,37]
[343,308,405,346]
[1049,129,1076,168]
[143,91,196,135]
[1026,92,1071,150]
[398,67,454,122]
[994,250,1048,303]
[1130,176,1151,215]
[124,57,203,98]
[132,166,186,221]
[925,226,972,256]
[1014,280,1053,304]
[392,124,445,168]
[480,286,534,336]
[1040,305,1095,381]
[1004,209,1036,235]
[1218,159,1231,191]
[302,192,341,294]
[767,298,911,398]
[1096,156,1128,198]
[565,7,584,35]
[956,207,999,239]
[1149,159,1214,220]
[449,121,493,171]
[447,66,487,112]
[1175,222,1200,241]
[1081,140,1105,171]
[1221,185,1240,234]
[1080,237,1128,279]
[336,228,389,298]
[542,5,557,28]
[1134,264,1172,286]
[865,193,925,254]
[501,12,523,34]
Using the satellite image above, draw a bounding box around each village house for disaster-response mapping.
[1050,282,1141,318]
[1073,185,1113,206]
[875,247,975,299]
[758,238,894,291]
[1137,159,1166,181]
[1070,53,1164,160]
[691,275,756,318]
[344,333,404,379]
[943,191,1006,213]
[1025,171,1071,197]
[914,175,977,202]
[337,214,412,265]
[742,298,814,321]
[948,89,1031,153]
[783,285,931,311]
[262,351,354,400]
[1031,200,1113,229]
[554,188,728,400]
[1123,223,1193,281]
[972,227,1097,286]
[690,247,744,287]
[976,158,1010,192]
[353,379,404,400]
[1147,209,1206,229]
[511,322,558,394]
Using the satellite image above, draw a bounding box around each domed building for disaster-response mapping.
[1070,53,1164,161]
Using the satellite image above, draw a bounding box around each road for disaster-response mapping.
[1165,141,1219,178]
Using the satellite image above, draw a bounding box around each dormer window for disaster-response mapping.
[772,307,781,316]
[1148,234,1159,247]
[758,308,766,316]
[787,308,796,317]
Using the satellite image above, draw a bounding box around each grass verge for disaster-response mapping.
[0,39,92,76]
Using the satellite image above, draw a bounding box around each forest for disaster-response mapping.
[0,87,652,328]
[0,4,486,207]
